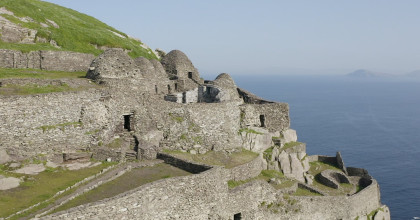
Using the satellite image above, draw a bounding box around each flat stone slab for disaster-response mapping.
[0,176,21,190]
[65,162,92,171]
[46,161,59,168]
[14,164,45,175]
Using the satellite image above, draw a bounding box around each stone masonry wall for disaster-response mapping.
[0,49,95,72]
[41,164,382,220]
[229,154,265,181]
[0,89,104,158]
[241,103,290,133]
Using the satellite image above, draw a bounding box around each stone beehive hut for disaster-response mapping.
[160,50,201,83]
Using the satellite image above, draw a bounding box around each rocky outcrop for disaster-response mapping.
[0,175,21,190]
[374,205,391,220]
[0,149,11,164]
[266,142,309,182]
[240,127,273,153]
[0,12,37,44]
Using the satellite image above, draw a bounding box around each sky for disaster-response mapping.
[44,0,420,76]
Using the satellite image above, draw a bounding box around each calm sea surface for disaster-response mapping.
[233,75,420,220]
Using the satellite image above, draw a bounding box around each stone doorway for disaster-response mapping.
[260,115,265,127]
[124,114,132,131]
[234,213,242,220]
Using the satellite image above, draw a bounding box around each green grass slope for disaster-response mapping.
[0,0,157,59]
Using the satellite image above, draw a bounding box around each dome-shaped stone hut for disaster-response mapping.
[86,49,140,81]
[160,50,200,81]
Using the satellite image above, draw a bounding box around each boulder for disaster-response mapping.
[139,130,164,148]
[278,150,291,174]
[271,147,279,162]
[0,177,21,190]
[289,154,305,182]
[138,141,158,160]
[63,152,92,161]
[14,164,45,175]
[305,174,314,185]
[65,162,92,171]
[240,126,273,153]
[336,151,348,175]
[9,162,20,168]
[281,129,297,144]
[267,160,280,171]
[47,153,64,164]
[0,149,11,164]
[373,205,391,220]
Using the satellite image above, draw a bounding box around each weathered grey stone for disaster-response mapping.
[0,176,21,190]
[278,150,291,174]
[240,126,273,153]
[305,173,314,185]
[138,142,158,160]
[189,149,197,155]
[63,152,92,161]
[46,161,58,168]
[271,147,279,162]
[0,149,11,164]
[267,160,280,171]
[47,153,64,164]
[9,162,20,168]
[318,169,350,189]
[289,153,305,182]
[0,49,93,71]
[14,164,45,175]
[302,157,310,172]
[336,151,348,175]
[281,128,297,144]
[373,205,391,220]
[139,130,163,148]
[198,148,207,154]
[65,162,92,170]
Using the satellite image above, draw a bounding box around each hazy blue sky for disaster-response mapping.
[44,0,420,76]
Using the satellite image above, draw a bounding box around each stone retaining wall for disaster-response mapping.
[229,154,265,181]
[40,162,383,220]
[0,49,95,72]
[156,153,212,174]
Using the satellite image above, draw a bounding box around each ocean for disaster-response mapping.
[233,75,420,220]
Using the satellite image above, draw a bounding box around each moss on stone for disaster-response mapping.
[238,128,264,135]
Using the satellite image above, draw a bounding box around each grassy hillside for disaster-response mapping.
[0,0,157,59]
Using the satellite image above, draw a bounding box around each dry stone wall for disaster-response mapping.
[241,103,290,132]
[0,49,94,72]
[41,161,383,220]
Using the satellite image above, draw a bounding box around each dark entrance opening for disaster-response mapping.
[188,72,193,79]
[155,85,158,94]
[124,115,131,131]
[167,85,171,93]
[260,115,265,127]
[234,213,242,220]
[175,83,178,91]
[182,92,186,103]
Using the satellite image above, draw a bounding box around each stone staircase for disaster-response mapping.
[119,132,138,161]
[125,150,137,161]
